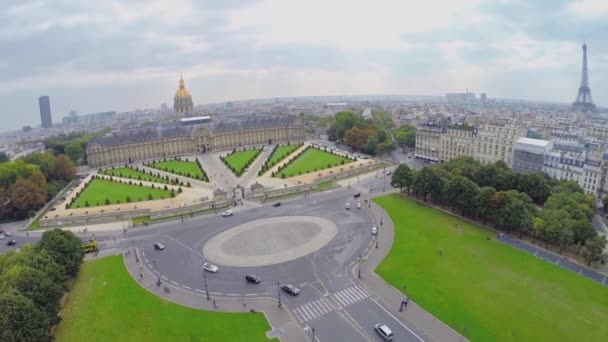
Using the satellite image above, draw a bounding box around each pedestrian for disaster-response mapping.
[213,300,217,308]
[439,249,443,256]
[405,298,409,307]
[242,299,246,308]
[139,273,143,280]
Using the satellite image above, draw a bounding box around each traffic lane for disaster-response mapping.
[346,298,425,342]
[0,235,39,253]
[308,310,371,342]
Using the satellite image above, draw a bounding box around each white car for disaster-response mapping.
[222,209,233,217]
[357,202,361,209]
[374,323,394,341]
[203,262,219,273]
[0,234,5,240]
[345,203,351,210]
[371,226,378,235]
[3,231,11,237]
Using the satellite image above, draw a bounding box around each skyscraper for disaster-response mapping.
[38,96,53,128]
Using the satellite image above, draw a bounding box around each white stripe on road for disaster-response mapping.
[370,297,425,342]
[303,304,319,319]
[226,293,240,297]
[170,280,179,285]
[182,285,192,290]
[245,293,258,296]
[335,292,351,306]
[353,285,370,297]
[344,287,364,301]
[161,275,168,280]
[210,292,222,295]
[292,310,305,324]
[306,303,321,317]
[312,300,328,315]
[296,307,311,321]
[194,289,205,293]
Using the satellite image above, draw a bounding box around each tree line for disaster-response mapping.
[391,156,607,266]
[327,110,395,156]
[43,129,109,165]
[0,229,84,341]
[0,151,76,221]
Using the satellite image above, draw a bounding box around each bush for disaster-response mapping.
[126,195,132,203]
[148,193,153,200]
[178,187,183,193]
[84,201,90,207]
[105,198,111,205]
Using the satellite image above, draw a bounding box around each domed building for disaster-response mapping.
[174,73,193,116]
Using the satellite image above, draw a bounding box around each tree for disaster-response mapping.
[391,164,413,193]
[37,229,83,277]
[54,155,76,180]
[581,235,608,266]
[0,151,8,163]
[372,110,394,129]
[10,177,47,213]
[413,167,442,202]
[446,176,479,216]
[394,125,416,148]
[328,110,364,141]
[532,217,545,244]
[474,187,496,224]
[65,141,84,163]
[23,151,55,179]
[0,292,51,342]
[495,190,535,233]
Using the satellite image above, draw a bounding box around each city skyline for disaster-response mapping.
[1,0,607,130]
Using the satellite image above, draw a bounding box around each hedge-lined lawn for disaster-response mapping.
[374,194,608,342]
[275,148,352,178]
[55,256,277,342]
[224,149,261,174]
[101,167,169,184]
[70,179,172,208]
[268,144,299,167]
[151,160,207,181]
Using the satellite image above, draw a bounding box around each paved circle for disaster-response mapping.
[202,216,338,267]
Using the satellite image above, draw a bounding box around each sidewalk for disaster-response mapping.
[122,245,308,342]
[356,197,467,342]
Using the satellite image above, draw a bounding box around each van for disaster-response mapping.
[374,324,393,341]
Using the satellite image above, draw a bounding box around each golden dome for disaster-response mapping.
[174,73,192,99]
[174,73,194,115]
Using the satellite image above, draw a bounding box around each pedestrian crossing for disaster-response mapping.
[292,285,370,324]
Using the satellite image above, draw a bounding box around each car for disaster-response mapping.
[353,192,361,198]
[357,202,361,209]
[371,226,378,235]
[203,262,219,273]
[280,283,300,296]
[385,170,392,175]
[153,242,165,250]
[49,207,57,211]
[245,274,261,284]
[222,209,233,217]
[374,323,394,341]
[345,203,351,210]
[6,240,16,246]
[0,234,5,240]
[408,155,412,158]
[273,202,282,207]
[4,231,11,237]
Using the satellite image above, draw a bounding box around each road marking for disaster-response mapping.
[161,275,168,281]
[182,285,192,290]
[210,292,222,295]
[226,293,240,297]
[370,298,425,342]
[245,293,258,296]
[194,289,205,293]
[170,280,179,285]
[147,262,152,269]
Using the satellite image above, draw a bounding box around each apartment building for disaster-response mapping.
[475,124,526,166]
[414,118,448,162]
[438,125,477,162]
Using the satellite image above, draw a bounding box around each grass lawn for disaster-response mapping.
[151,160,207,181]
[224,149,261,175]
[70,179,172,208]
[55,256,276,342]
[267,144,299,167]
[102,167,169,184]
[374,194,608,342]
[276,148,352,178]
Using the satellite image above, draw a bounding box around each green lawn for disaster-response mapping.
[374,194,608,342]
[151,160,207,181]
[70,179,172,208]
[268,144,299,167]
[55,256,276,342]
[276,148,352,178]
[101,167,170,184]
[224,149,261,175]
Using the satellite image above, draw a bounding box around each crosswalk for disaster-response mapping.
[292,285,371,324]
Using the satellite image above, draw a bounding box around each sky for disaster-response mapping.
[1,0,607,130]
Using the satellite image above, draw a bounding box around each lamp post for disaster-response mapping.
[311,327,316,341]
[383,168,386,192]
[152,260,161,287]
[277,282,282,308]
[203,269,210,300]
[357,254,363,279]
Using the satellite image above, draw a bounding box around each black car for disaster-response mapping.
[7,240,16,246]
[353,192,361,198]
[245,274,261,284]
[280,284,300,296]
[272,202,282,207]
[153,242,165,250]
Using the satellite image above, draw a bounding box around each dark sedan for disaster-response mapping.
[245,274,261,284]
[280,284,300,296]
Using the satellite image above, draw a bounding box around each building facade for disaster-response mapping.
[174,74,193,117]
[38,96,52,128]
[86,116,305,167]
[438,125,477,162]
[475,124,525,166]
[512,138,552,173]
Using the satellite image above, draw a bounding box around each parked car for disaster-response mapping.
[353,192,361,198]
[385,170,392,176]
[4,231,12,237]
[49,207,57,211]
[245,274,261,284]
[6,240,17,246]
[280,283,300,296]
[153,242,165,250]
[345,203,351,210]
[357,202,361,209]
[222,209,233,217]
[374,323,394,341]
[0,234,5,240]
[273,202,282,207]
[371,226,378,235]
[203,262,219,273]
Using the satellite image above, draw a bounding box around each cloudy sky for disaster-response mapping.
[1,0,607,130]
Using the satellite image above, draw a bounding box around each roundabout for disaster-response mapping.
[203,216,338,267]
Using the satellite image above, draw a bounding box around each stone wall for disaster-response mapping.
[40,208,151,227]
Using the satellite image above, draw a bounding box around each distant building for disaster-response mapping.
[174,74,193,118]
[480,93,487,102]
[512,138,552,173]
[38,96,52,128]
[445,93,475,103]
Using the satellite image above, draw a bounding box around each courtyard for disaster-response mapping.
[101,167,172,184]
[374,194,608,342]
[223,148,262,176]
[150,159,208,181]
[275,147,353,178]
[70,179,173,208]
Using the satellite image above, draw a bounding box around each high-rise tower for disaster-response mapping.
[38,96,53,128]
[572,43,596,112]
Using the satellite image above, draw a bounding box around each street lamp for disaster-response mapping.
[357,254,363,279]
[202,269,210,300]
[277,282,282,308]
[311,327,316,341]
[152,260,161,287]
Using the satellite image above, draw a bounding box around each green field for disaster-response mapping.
[55,256,276,342]
[151,160,207,181]
[224,149,261,175]
[101,167,169,184]
[70,179,172,208]
[268,144,299,167]
[276,148,352,177]
[374,194,608,342]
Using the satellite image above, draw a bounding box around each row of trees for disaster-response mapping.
[0,151,76,220]
[393,125,416,148]
[220,147,262,177]
[100,166,192,187]
[0,229,84,341]
[391,157,607,266]
[258,143,302,176]
[327,110,395,156]
[43,129,109,164]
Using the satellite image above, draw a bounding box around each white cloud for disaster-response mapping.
[567,0,608,18]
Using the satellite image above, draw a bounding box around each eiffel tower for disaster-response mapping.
[572,43,596,112]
